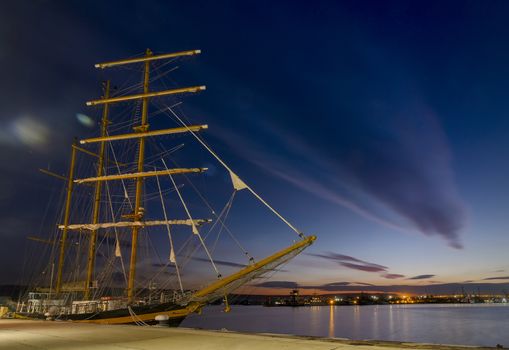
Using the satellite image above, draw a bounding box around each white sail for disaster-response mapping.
[229,171,248,191]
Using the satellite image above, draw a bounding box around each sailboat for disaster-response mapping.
[16,49,316,325]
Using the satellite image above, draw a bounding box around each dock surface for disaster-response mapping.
[0,319,495,350]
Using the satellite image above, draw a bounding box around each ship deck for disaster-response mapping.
[0,319,496,350]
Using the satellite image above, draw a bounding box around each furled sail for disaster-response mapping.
[58,219,211,231]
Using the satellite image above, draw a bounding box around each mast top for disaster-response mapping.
[94,49,201,69]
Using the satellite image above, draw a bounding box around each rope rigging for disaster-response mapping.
[154,167,184,293]
[161,157,222,278]
[156,143,254,262]
[164,106,305,239]
[20,50,316,322]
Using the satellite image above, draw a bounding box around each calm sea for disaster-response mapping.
[181,304,509,347]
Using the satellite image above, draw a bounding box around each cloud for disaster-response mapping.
[302,281,377,291]
[213,87,467,249]
[334,106,467,249]
[192,257,289,273]
[253,281,509,295]
[354,282,376,286]
[308,252,388,273]
[382,273,405,279]
[408,274,435,280]
[340,262,386,273]
[254,281,299,289]
[264,165,409,233]
[310,252,409,277]
[320,282,351,287]
[483,276,509,281]
[192,257,247,269]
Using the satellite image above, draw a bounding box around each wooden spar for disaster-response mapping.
[94,49,201,69]
[72,144,125,166]
[75,236,316,325]
[27,236,57,245]
[191,235,317,300]
[58,219,212,231]
[55,141,77,294]
[79,125,208,144]
[74,168,207,184]
[72,145,100,158]
[127,48,151,303]
[86,86,206,106]
[85,80,110,300]
[39,168,67,181]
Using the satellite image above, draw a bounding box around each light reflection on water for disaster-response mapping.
[329,305,334,338]
[181,304,509,347]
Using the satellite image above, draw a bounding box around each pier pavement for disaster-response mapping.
[0,319,495,350]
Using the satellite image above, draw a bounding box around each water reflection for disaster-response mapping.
[328,305,334,338]
[388,305,395,339]
[182,304,509,347]
[309,306,321,335]
[372,305,378,340]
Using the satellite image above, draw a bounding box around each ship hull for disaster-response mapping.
[20,302,190,326]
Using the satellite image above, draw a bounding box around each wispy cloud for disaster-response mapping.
[309,252,409,278]
[213,96,467,249]
[340,262,386,273]
[337,109,466,249]
[308,252,395,274]
[308,253,388,271]
[191,257,288,272]
[408,274,435,280]
[483,276,509,281]
[265,166,409,233]
[382,273,405,279]
[320,282,352,287]
[253,281,509,294]
[192,257,247,269]
[254,281,299,289]
[355,282,376,286]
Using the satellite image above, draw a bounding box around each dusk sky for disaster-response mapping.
[1,1,509,295]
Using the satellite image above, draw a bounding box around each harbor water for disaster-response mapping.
[181,304,509,347]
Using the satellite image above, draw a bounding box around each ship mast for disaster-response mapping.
[84,80,110,299]
[44,49,316,325]
[127,49,151,302]
[79,48,203,303]
[55,141,77,293]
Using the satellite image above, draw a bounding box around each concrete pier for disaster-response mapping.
[0,320,495,350]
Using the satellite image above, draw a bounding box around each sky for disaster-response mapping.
[1,0,509,295]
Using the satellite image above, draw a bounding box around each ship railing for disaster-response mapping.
[172,290,194,305]
[70,298,127,314]
[20,298,66,315]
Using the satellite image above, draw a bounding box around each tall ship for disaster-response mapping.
[16,49,316,325]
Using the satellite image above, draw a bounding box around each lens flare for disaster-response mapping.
[76,113,95,128]
[11,117,49,147]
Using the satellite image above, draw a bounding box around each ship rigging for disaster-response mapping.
[17,49,316,325]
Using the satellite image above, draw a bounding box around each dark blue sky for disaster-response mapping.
[1,0,509,293]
